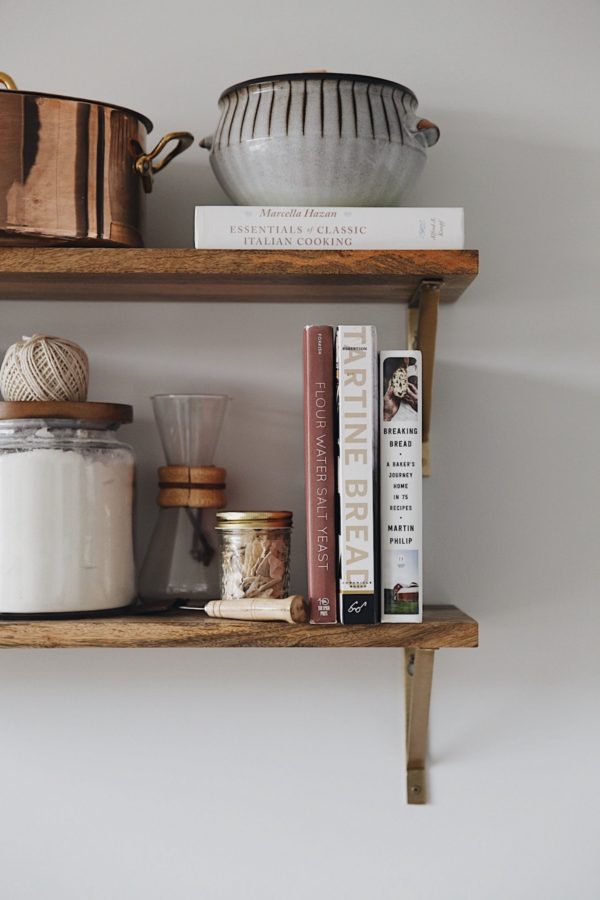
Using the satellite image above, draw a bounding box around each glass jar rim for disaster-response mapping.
[151,393,232,400]
[0,418,124,431]
[216,510,293,529]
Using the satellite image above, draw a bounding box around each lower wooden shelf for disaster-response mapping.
[0,603,478,805]
[0,603,477,649]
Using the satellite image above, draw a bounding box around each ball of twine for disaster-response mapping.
[0,334,89,402]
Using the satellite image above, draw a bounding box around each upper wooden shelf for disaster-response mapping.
[0,248,478,303]
[0,604,478,649]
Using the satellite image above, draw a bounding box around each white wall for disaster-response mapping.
[1,1,599,897]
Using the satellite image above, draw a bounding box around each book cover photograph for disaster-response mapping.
[380,352,423,622]
[336,325,379,624]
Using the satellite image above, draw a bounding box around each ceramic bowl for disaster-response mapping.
[200,72,440,206]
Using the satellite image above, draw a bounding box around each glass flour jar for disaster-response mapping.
[0,401,135,616]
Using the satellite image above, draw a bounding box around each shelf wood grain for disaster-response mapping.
[0,248,478,302]
[0,604,478,649]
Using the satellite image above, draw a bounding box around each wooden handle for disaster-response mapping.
[157,465,226,509]
[204,596,308,624]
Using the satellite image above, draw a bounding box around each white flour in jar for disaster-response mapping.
[0,447,135,614]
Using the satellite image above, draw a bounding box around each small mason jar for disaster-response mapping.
[0,401,135,616]
[216,511,293,601]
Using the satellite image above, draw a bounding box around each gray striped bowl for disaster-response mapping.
[199,73,440,206]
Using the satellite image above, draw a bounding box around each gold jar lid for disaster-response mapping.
[216,510,293,529]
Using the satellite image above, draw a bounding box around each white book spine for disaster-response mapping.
[380,351,422,623]
[337,325,379,624]
[195,207,464,250]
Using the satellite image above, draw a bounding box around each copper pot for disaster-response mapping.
[0,72,193,247]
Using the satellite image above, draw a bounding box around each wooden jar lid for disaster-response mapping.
[0,401,133,424]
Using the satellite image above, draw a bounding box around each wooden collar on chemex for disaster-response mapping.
[157,466,226,509]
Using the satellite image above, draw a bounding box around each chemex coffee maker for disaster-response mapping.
[138,394,230,610]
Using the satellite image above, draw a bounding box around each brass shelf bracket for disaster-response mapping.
[407,280,442,475]
[404,647,436,804]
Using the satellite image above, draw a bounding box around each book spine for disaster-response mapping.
[380,351,423,623]
[195,207,464,250]
[336,325,379,624]
[303,326,338,624]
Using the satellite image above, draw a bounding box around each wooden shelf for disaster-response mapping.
[0,604,477,649]
[0,246,478,473]
[0,247,480,802]
[0,248,478,302]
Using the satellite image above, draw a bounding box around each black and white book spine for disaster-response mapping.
[194,207,465,250]
[380,351,422,623]
[336,325,379,624]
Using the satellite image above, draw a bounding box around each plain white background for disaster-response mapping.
[1,1,599,897]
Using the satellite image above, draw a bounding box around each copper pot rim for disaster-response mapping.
[0,88,153,132]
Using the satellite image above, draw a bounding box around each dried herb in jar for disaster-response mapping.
[216,512,292,600]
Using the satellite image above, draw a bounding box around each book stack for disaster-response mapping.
[304,325,422,625]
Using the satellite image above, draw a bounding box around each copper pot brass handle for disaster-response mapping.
[133,131,194,193]
[0,72,18,90]
[415,118,440,147]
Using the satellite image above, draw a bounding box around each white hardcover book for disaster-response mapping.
[380,351,422,623]
[336,325,379,624]
[195,207,464,250]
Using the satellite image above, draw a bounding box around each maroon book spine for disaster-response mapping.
[303,326,338,624]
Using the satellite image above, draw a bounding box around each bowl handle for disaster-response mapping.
[133,131,194,194]
[199,135,214,151]
[414,118,440,147]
